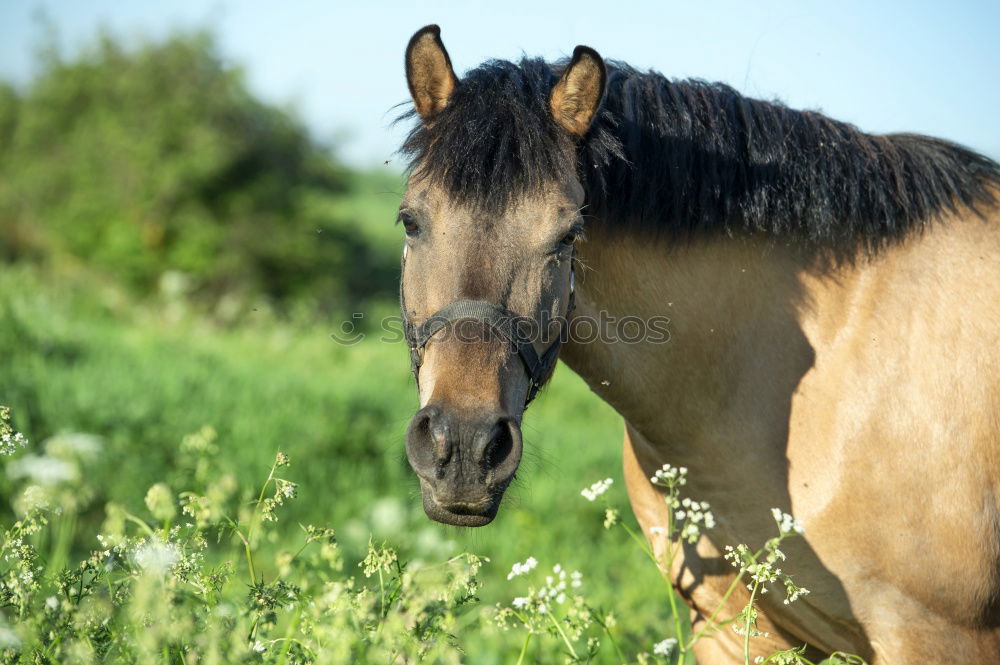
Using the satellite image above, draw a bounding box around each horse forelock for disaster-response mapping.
[398,58,589,217]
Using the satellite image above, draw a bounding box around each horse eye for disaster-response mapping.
[397,211,420,237]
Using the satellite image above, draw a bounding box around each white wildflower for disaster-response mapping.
[653,637,678,656]
[674,497,715,542]
[650,463,687,486]
[133,541,180,573]
[0,622,20,650]
[7,455,76,485]
[0,431,28,456]
[783,581,810,605]
[20,485,49,511]
[771,508,804,535]
[0,407,29,456]
[581,478,614,501]
[506,556,538,580]
[45,432,102,459]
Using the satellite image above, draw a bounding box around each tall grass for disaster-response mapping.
[0,266,662,662]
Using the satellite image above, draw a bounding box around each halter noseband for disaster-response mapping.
[400,252,575,407]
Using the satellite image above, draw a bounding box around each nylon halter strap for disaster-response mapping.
[400,253,576,407]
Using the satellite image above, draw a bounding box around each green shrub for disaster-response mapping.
[0,31,400,312]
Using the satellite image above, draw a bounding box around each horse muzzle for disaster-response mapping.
[405,405,522,526]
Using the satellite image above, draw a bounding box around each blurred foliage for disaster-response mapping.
[0,30,402,314]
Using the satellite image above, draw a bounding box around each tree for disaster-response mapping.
[0,30,396,312]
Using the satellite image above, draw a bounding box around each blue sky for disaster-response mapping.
[2,0,998,166]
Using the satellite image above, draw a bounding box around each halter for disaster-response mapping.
[400,247,576,407]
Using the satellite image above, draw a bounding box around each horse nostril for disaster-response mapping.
[485,421,514,470]
[406,406,445,478]
[482,418,522,483]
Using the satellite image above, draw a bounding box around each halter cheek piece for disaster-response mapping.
[400,248,576,407]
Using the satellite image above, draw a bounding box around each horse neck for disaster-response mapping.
[559,227,824,467]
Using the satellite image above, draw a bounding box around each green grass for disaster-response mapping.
[0,265,673,662]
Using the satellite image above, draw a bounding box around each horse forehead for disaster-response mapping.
[435,190,575,244]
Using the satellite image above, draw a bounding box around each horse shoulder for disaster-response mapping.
[786,206,1000,655]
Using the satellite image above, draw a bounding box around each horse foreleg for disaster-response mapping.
[622,422,806,664]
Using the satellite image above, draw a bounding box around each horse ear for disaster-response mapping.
[405,24,459,120]
[550,46,607,137]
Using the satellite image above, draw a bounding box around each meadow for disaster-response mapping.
[0,259,680,663]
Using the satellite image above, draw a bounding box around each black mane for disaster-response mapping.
[399,57,1000,248]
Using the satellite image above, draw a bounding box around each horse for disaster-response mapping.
[395,24,1000,664]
